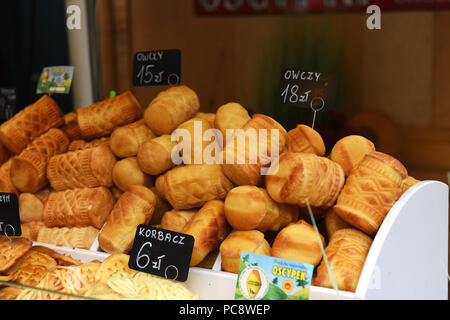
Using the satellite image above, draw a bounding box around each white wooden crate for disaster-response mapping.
[203,180,449,300]
[34,180,448,300]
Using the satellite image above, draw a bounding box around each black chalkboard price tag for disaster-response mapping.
[0,87,17,124]
[278,69,338,111]
[0,193,21,237]
[128,224,194,282]
[133,49,181,87]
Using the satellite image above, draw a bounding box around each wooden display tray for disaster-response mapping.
[33,180,449,300]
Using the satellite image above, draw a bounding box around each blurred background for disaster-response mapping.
[0,0,449,184]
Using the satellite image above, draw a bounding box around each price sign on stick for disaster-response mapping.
[128,225,194,282]
[133,49,181,87]
[0,193,21,241]
[278,69,338,128]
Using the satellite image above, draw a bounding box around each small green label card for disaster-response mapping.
[36,66,74,94]
[235,252,314,300]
